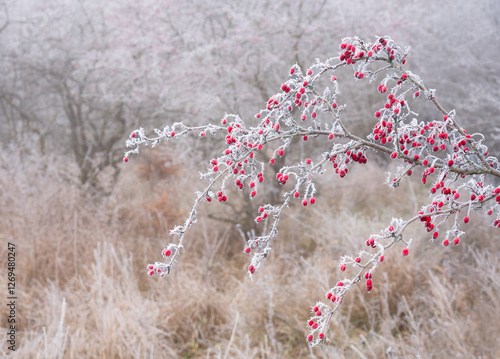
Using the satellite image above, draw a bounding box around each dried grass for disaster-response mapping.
[1,151,499,358]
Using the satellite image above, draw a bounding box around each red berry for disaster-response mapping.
[131,132,136,138]
[309,198,316,205]
[319,333,325,340]
[278,149,284,156]
[307,69,313,76]
[355,257,361,263]
[244,247,251,253]
[443,239,449,247]
[379,255,384,262]
[340,264,346,271]
[123,157,129,163]
[307,334,313,342]
[163,249,171,256]
[248,265,255,274]
[402,248,409,256]
[290,68,295,75]
[250,191,256,197]
[302,199,308,206]
[375,111,382,118]
[448,160,454,167]
[453,237,460,245]
[463,216,469,224]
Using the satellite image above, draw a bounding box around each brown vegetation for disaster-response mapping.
[1,148,499,358]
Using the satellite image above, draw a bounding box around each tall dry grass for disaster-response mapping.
[0,148,499,358]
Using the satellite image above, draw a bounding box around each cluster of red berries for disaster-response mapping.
[363,272,373,291]
[442,238,460,246]
[419,213,435,233]
[147,265,155,276]
[280,83,291,93]
[234,172,264,191]
[326,291,341,303]
[339,42,367,65]
[266,96,280,111]
[209,191,226,202]
[276,172,289,185]
[420,166,436,184]
[379,37,406,63]
[301,197,316,207]
[255,206,269,223]
[365,237,377,248]
[373,118,394,144]
[328,149,367,178]
[306,304,326,342]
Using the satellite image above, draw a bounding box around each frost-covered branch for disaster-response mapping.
[124,35,500,346]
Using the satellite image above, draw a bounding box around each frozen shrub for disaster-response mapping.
[124,35,500,346]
